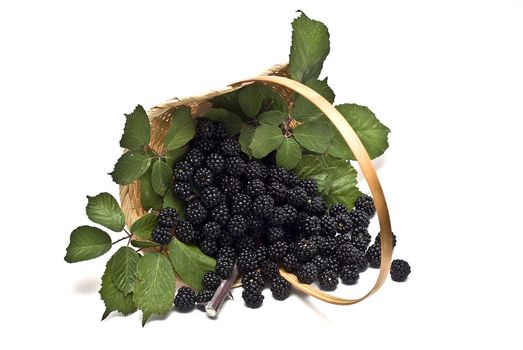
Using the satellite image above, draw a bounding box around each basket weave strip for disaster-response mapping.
[120,65,393,305]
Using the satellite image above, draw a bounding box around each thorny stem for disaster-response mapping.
[283,118,293,138]
[205,264,239,318]
[112,234,131,245]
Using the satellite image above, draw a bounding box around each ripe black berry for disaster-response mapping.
[299,178,319,196]
[214,122,229,139]
[186,201,208,225]
[287,187,308,207]
[259,260,279,283]
[176,221,198,244]
[174,286,196,312]
[339,265,359,285]
[282,253,299,273]
[320,215,336,237]
[267,226,285,243]
[230,193,252,216]
[172,181,192,200]
[269,207,287,227]
[336,243,365,268]
[246,179,266,197]
[318,236,337,256]
[329,203,349,218]
[268,241,288,262]
[304,196,327,216]
[365,244,381,268]
[191,137,216,153]
[206,153,225,173]
[220,175,242,196]
[252,195,274,218]
[225,156,246,177]
[202,271,221,290]
[302,215,321,236]
[375,232,397,248]
[319,269,339,291]
[152,226,172,245]
[282,204,298,224]
[355,194,376,218]
[295,238,318,262]
[218,245,236,260]
[215,257,234,279]
[200,186,224,208]
[193,167,214,188]
[241,270,264,292]
[200,239,218,257]
[211,204,229,227]
[202,221,221,240]
[196,289,215,304]
[390,259,411,282]
[350,209,370,229]
[351,228,372,253]
[157,208,180,229]
[296,262,318,284]
[245,161,268,180]
[242,289,264,308]
[227,214,247,238]
[266,181,288,203]
[186,148,205,168]
[271,276,291,301]
[221,137,241,156]
[237,249,258,273]
[333,214,353,235]
[196,119,216,139]
[173,161,193,182]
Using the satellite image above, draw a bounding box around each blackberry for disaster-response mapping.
[200,186,224,208]
[266,181,288,204]
[295,238,318,262]
[351,228,372,253]
[227,214,247,238]
[329,203,349,218]
[215,257,234,279]
[220,175,242,196]
[252,195,274,218]
[206,153,225,173]
[195,289,215,304]
[218,245,236,260]
[296,262,318,284]
[336,234,352,246]
[304,196,328,216]
[196,119,216,139]
[312,255,329,273]
[246,179,266,197]
[302,215,321,236]
[157,207,180,228]
[365,244,381,268]
[282,253,300,273]
[349,209,371,229]
[375,232,397,248]
[287,187,308,208]
[269,207,287,227]
[319,269,339,291]
[191,137,216,154]
[200,239,218,257]
[202,271,221,290]
[299,178,319,196]
[237,250,258,273]
[270,276,291,301]
[152,226,172,245]
[214,122,229,139]
[244,161,268,180]
[318,236,337,256]
[173,161,193,182]
[355,194,376,218]
[390,259,411,282]
[319,215,336,237]
[202,221,221,240]
[336,243,365,268]
[269,167,297,186]
[221,137,241,156]
[324,256,339,272]
[248,216,265,237]
[186,148,205,168]
[236,236,256,253]
[333,214,353,235]
[172,181,193,200]
[282,204,298,224]
[193,167,214,188]
[211,204,230,227]
[176,221,198,244]
[267,226,285,243]
[268,241,288,262]
[230,193,252,216]
[339,265,359,285]
[225,156,246,177]
[174,286,196,312]
[256,246,268,264]
[259,260,279,283]
[241,270,264,292]
[186,201,208,225]
[242,290,264,308]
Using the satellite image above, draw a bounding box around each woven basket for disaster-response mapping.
[119,64,393,305]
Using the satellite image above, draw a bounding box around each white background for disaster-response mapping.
[1,0,522,348]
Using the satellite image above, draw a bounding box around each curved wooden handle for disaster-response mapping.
[235,76,394,305]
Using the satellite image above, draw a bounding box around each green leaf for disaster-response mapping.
[133,253,176,326]
[168,238,216,291]
[130,213,158,240]
[294,154,338,193]
[151,160,173,196]
[291,78,335,122]
[131,240,160,249]
[85,192,125,232]
[64,226,112,263]
[111,247,140,295]
[162,191,186,219]
[293,119,333,153]
[324,159,362,209]
[164,107,196,151]
[239,125,255,156]
[139,168,163,211]
[202,108,242,135]
[249,124,284,159]
[238,85,264,118]
[119,105,150,152]
[164,147,187,168]
[110,152,152,185]
[266,89,289,115]
[289,12,330,83]
[276,137,302,169]
[257,110,286,126]
[100,254,137,319]
[211,90,242,116]
[327,104,390,160]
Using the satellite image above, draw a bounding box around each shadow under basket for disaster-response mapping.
[119,63,394,306]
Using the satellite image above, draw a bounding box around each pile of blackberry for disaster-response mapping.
[159,119,410,311]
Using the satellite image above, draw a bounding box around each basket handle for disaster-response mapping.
[235,76,394,305]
